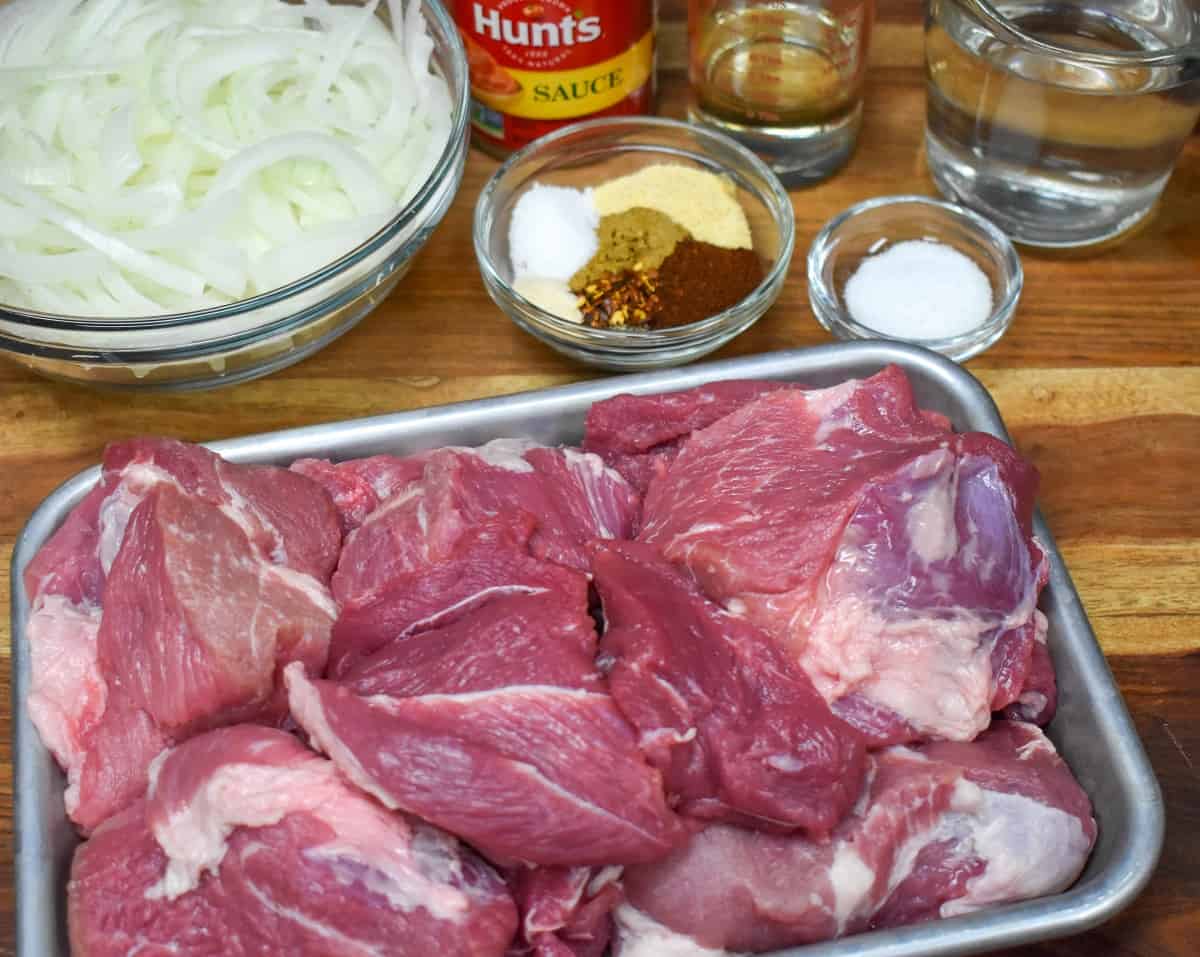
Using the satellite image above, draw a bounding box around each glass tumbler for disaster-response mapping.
[688,0,874,185]
[925,0,1200,248]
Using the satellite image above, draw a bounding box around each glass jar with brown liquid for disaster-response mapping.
[688,0,874,184]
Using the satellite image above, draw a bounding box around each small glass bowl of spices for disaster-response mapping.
[474,116,795,370]
[807,195,1023,362]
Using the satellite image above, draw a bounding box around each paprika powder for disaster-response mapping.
[653,240,764,328]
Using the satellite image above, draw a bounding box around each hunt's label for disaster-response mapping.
[455,0,655,152]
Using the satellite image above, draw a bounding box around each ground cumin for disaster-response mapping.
[570,207,687,291]
[653,240,764,328]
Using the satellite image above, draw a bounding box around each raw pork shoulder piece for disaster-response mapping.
[74,484,338,832]
[291,453,430,534]
[583,379,794,494]
[22,438,341,833]
[287,580,687,867]
[591,540,866,833]
[332,438,639,609]
[69,726,518,957]
[505,865,623,957]
[24,436,340,608]
[329,516,586,678]
[638,366,1050,743]
[619,722,1096,954]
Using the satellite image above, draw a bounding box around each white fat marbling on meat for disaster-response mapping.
[243,874,385,957]
[459,438,537,472]
[639,726,698,751]
[849,763,878,817]
[284,664,399,811]
[219,480,287,566]
[304,830,470,923]
[588,865,623,895]
[677,521,735,539]
[876,777,980,908]
[561,446,633,538]
[368,470,402,500]
[1015,730,1057,762]
[561,446,629,488]
[829,844,876,933]
[260,562,338,619]
[98,464,178,573]
[25,594,106,814]
[903,452,959,565]
[614,905,738,957]
[146,748,170,795]
[146,706,472,924]
[397,584,549,637]
[408,825,466,887]
[145,758,343,901]
[353,485,424,535]
[1032,608,1049,643]
[941,786,1091,917]
[802,595,996,741]
[809,379,864,445]
[365,684,608,711]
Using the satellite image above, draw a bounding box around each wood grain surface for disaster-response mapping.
[2,1,1198,954]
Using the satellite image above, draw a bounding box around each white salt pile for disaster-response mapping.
[844,240,993,340]
[508,184,598,281]
[507,183,597,323]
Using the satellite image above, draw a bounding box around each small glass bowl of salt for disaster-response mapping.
[807,195,1022,362]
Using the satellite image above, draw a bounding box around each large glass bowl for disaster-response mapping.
[474,117,796,371]
[0,0,469,391]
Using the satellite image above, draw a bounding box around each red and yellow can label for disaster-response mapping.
[455,0,656,152]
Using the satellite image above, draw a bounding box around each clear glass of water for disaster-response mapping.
[688,0,875,185]
[925,0,1200,248]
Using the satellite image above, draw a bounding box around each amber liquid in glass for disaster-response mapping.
[688,1,872,183]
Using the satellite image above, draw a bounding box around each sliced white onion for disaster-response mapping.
[0,174,205,297]
[0,0,451,317]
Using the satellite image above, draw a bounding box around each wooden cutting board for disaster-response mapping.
[1,1,1197,954]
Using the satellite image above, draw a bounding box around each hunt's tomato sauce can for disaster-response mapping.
[454,0,656,155]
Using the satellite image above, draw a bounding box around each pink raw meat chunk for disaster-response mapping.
[287,579,686,867]
[69,726,517,957]
[99,438,341,581]
[25,437,339,609]
[291,453,430,534]
[591,540,866,833]
[329,516,584,679]
[583,379,794,494]
[342,589,603,697]
[618,721,1096,953]
[332,439,639,609]
[505,866,623,957]
[638,366,1050,744]
[22,438,340,833]
[75,485,337,831]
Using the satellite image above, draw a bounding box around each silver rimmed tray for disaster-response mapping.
[11,341,1164,956]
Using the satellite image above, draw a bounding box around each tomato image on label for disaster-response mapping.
[454,0,656,153]
[460,29,522,107]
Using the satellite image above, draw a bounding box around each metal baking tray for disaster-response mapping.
[12,341,1164,957]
